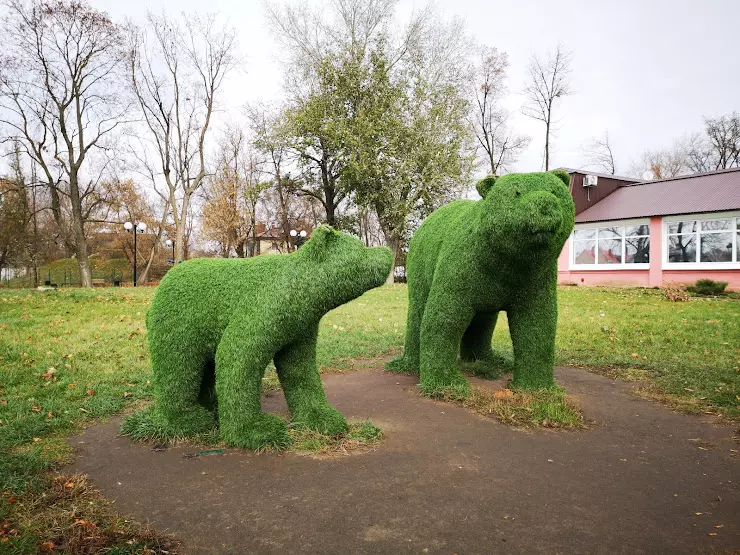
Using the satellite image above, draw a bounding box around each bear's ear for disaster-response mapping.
[308,225,338,250]
[476,175,497,198]
[550,169,571,187]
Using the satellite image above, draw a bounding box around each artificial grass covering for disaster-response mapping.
[389,170,575,396]
[128,226,392,450]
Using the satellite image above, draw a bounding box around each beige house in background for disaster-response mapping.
[247,222,312,255]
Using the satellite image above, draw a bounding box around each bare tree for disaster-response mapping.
[127,12,237,263]
[704,112,740,169]
[632,145,688,180]
[582,130,616,175]
[522,44,573,171]
[471,46,529,176]
[0,0,129,286]
[682,132,713,173]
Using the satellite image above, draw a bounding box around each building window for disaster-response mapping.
[667,217,739,264]
[572,223,650,267]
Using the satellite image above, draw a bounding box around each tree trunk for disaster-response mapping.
[384,231,402,285]
[174,193,191,262]
[138,243,157,284]
[48,186,73,257]
[68,170,92,287]
[544,119,551,171]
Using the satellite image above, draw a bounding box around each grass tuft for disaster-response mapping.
[120,406,220,446]
[289,421,384,455]
[418,381,470,401]
[121,406,384,456]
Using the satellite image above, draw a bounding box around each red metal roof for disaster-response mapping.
[575,167,740,223]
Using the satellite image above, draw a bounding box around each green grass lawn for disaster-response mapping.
[0,284,738,552]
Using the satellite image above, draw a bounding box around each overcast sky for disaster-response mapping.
[61,0,740,178]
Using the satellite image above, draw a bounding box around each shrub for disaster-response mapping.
[686,278,728,296]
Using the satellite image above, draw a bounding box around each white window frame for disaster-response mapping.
[663,210,740,270]
[569,218,651,270]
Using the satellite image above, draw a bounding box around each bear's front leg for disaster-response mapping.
[419,283,474,398]
[274,325,347,436]
[215,322,291,450]
[507,285,558,390]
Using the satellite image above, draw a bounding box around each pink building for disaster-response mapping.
[557,168,740,290]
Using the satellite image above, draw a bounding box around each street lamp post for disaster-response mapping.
[290,229,307,250]
[124,221,147,286]
[165,239,175,264]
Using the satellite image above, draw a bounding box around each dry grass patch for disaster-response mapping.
[434,385,585,429]
[1,474,179,554]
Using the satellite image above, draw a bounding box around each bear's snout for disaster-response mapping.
[523,191,562,235]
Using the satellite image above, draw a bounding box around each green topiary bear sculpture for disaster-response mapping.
[142,226,392,450]
[388,170,575,396]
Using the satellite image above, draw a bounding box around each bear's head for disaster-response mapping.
[299,226,393,306]
[475,170,575,260]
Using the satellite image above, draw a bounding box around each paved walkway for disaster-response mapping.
[69,367,739,554]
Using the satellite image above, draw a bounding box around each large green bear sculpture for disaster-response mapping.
[389,170,575,396]
[144,226,392,450]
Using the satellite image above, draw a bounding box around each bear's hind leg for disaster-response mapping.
[274,325,347,436]
[460,311,498,362]
[149,338,217,436]
[215,322,290,450]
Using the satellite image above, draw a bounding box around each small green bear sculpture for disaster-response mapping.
[143,226,392,450]
[389,170,575,396]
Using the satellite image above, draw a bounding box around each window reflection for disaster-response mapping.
[598,239,622,264]
[574,240,596,264]
[626,236,650,263]
[667,221,696,234]
[700,232,733,262]
[668,234,696,262]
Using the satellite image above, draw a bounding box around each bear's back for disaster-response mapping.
[148,254,292,338]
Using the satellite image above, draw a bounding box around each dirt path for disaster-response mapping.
[69,367,739,554]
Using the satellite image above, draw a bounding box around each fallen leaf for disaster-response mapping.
[79,408,89,413]
[86,389,95,397]
[123,391,132,398]
[46,412,53,419]
[63,481,74,488]
[40,541,55,551]
[708,532,717,536]
[631,353,639,359]
[493,389,514,400]
[32,437,41,442]
[31,405,42,413]
[715,524,724,529]
[695,512,703,515]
